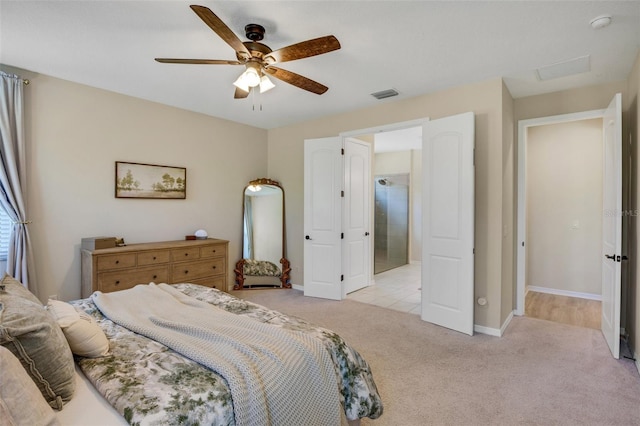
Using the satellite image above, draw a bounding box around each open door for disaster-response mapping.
[304,137,343,300]
[601,93,622,359]
[421,112,475,335]
[344,137,371,294]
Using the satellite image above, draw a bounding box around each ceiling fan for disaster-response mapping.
[155,5,341,99]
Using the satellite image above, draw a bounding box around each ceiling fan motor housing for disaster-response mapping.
[245,24,265,41]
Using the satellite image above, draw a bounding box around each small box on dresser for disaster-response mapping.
[81,238,229,298]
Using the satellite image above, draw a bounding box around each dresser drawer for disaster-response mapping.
[188,275,226,290]
[137,250,170,266]
[200,244,226,258]
[171,247,201,262]
[97,266,169,293]
[170,258,224,282]
[96,253,137,271]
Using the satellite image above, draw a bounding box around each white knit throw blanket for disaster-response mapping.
[92,284,341,426]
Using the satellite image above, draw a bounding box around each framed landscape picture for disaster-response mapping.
[115,161,186,199]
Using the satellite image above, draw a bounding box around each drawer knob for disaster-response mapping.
[184,270,189,274]
[153,256,157,260]
[115,260,119,264]
[212,266,216,270]
[185,253,189,257]
[115,280,120,285]
[153,275,157,279]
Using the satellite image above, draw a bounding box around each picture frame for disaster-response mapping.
[115,161,186,199]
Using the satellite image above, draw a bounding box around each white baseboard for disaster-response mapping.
[527,285,602,301]
[292,284,303,291]
[635,351,640,377]
[473,310,514,337]
[501,311,514,335]
[474,324,501,337]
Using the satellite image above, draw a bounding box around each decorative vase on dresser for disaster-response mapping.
[81,238,229,297]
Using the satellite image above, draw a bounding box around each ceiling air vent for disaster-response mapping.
[371,89,399,100]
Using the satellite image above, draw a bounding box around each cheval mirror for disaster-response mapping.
[234,178,291,289]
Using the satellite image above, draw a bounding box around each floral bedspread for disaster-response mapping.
[70,284,383,425]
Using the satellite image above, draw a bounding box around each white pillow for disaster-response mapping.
[47,300,109,358]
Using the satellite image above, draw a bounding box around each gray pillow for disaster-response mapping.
[0,345,61,425]
[0,274,75,410]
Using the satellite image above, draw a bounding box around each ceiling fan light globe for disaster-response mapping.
[243,68,261,87]
[259,75,275,93]
[233,75,250,93]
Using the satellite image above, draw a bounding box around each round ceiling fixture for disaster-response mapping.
[590,14,612,30]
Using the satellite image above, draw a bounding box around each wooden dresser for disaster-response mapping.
[81,238,229,297]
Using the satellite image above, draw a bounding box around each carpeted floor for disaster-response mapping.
[233,288,640,426]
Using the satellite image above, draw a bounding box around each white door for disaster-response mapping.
[304,137,343,300]
[601,93,622,359]
[421,112,475,335]
[344,138,371,294]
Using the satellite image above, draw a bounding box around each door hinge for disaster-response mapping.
[341,190,344,197]
[341,275,344,281]
[473,148,475,166]
[341,148,344,155]
[341,233,344,239]
[473,248,475,254]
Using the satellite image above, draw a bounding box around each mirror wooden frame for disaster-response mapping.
[234,178,291,289]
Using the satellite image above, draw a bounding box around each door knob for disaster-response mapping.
[305,235,312,240]
[605,254,615,260]
[364,232,370,236]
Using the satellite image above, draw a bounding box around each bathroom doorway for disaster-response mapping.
[374,173,409,274]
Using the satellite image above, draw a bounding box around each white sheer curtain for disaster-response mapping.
[0,71,36,293]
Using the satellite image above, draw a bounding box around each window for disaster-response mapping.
[0,207,10,261]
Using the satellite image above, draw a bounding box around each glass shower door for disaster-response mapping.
[374,174,409,274]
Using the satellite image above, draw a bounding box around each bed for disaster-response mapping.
[0,274,383,426]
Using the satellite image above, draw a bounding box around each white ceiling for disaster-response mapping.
[1,1,639,131]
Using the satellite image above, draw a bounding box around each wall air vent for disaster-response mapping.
[371,89,399,100]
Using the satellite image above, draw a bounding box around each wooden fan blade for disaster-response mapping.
[234,87,250,99]
[155,58,242,65]
[264,35,340,64]
[190,5,250,57]
[264,67,328,94]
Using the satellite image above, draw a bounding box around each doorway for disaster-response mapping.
[523,117,603,330]
[516,93,623,358]
[305,113,475,335]
[374,173,409,274]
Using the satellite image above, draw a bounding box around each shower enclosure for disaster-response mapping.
[374,174,409,274]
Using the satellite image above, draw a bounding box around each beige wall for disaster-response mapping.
[514,80,629,122]
[526,119,603,295]
[374,151,411,175]
[410,150,423,262]
[269,78,509,329]
[501,81,515,326]
[5,68,268,301]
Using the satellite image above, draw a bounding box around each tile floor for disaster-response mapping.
[347,262,422,315]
